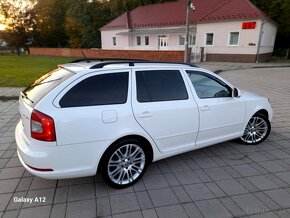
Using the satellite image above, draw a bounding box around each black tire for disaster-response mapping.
[238,113,271,145]
[100,138,150,188]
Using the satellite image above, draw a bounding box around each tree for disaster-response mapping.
[33,0,70,47]
[0,0,36,51]
[65,0,113,48]
[1,0,177,49]
[251,0,290,58]
[108,0,175,17]
[64,16,84,48]
[64,0,175,48]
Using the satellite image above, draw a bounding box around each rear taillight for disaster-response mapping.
[31,109,56,141]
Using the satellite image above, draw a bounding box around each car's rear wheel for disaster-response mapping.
[239,113,271,145]
[101,139,149,188]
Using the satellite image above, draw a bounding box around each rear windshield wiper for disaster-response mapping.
[21,92,34,104]
[26,78,62,90]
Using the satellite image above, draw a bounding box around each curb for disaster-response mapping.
[213,65,290,74]
[0,96,19,101]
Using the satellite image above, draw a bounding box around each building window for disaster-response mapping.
[189,34,196,46]
[179,34,195,46]
[158,35,168,48]
[112,37,116,46]
[145,36,149,46]
[229,32,239,46]
[179,35,185,45]
[136,36,141,46]
[206,33,214,46]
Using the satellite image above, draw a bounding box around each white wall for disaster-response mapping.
[101,20,277,56]
[259,21,277,54]
[196,20,263,54]
[127,33,196,51]
[101,29,129,50]
[0,39,7,47]
[101,27,196,51]
[128,35,158,50]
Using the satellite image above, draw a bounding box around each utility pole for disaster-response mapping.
[184,0,191,63]
[256,20,265,63]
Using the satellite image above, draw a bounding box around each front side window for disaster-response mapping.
[136,70,188,102]
[136,36,141,46]
[229,32,239,46]
[187,71,231,99]
[206,33,214,46]
[60,72,128,107]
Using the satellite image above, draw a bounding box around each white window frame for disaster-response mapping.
[112,37,117,46]
[179,35,185,46]
[205,32,214,46]
[189,34,196,46]
[136,36,142,46]
[227,31,240,46]
[144,36,150,46]
[158,35,169,48]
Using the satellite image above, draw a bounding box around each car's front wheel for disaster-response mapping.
[101,139,149,188]
[239,113,271,145]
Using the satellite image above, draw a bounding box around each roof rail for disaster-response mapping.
[70,58,146,63]
[89,61,197,69]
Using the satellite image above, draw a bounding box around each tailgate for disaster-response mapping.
[19,94,34,141]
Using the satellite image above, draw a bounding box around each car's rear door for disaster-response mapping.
[131,68,199,154]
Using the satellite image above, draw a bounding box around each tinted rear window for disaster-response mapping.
[136,70,188,102]
[59,72,129,107]
[22,68,74,107]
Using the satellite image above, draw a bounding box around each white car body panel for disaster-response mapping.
[131,68,199,153]
[195,97,246,147]
[240,91,273,130]
[15,63,273,179]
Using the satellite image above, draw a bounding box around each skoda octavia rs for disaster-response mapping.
[15,59,272,188]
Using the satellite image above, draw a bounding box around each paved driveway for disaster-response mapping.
[0,67,290,218]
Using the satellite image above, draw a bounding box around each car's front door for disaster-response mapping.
[185,70,246,147]
[132,68,199,154]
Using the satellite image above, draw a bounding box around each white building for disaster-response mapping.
[0,38,7,47]
[100,0,277,62]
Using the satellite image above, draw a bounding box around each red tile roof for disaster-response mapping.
[101,0,267,30]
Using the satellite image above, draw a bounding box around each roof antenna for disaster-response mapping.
[81,50,90,63]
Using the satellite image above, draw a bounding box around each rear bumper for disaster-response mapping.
[15,121,110,179]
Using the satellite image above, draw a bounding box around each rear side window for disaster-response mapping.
[60,72,128,107]
[136,70,188,102]
[22,68,74,107]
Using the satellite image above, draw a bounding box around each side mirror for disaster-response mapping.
[233,88,240,98]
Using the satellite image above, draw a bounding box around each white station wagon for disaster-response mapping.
[15,59,272,188]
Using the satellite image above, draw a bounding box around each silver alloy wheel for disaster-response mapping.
[241,116,268,144]
[107,144,145,185]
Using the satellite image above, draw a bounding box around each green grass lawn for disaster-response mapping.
[0,55,74,87]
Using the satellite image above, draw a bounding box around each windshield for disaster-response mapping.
[22,67,74,107]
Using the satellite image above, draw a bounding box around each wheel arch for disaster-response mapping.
[254,109,269,119]
[97,134,154,174]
